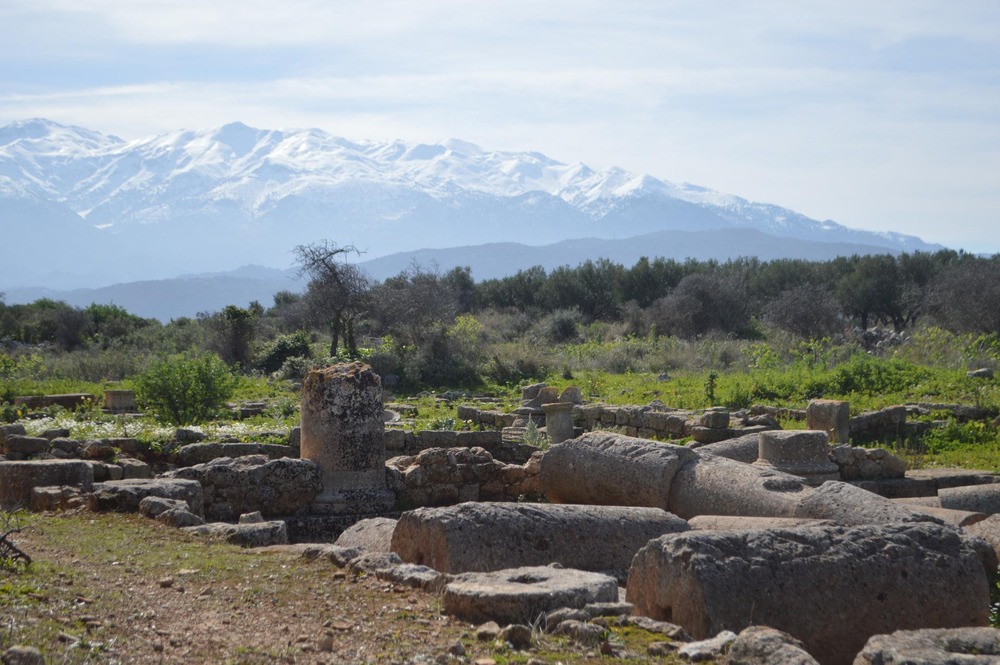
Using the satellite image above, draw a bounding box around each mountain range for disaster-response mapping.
[1,118,941,296]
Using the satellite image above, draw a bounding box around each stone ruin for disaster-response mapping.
[3,367,1000,663]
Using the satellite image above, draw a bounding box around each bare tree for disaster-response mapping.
[294,241,370,357]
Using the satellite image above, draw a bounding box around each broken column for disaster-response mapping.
[806,399,850,444]
[542,402,575,444]
[300,362,394,514]
[753,430,840,485]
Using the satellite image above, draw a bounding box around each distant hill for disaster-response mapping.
[4,230,908,320]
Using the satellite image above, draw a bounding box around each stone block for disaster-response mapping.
[455,431,501,449]
[442,565,618,625]
[0,460,94,509]
[88,478,204,516]
[666,453,808,520]
[334,517,397,552]
[117,457,152,479]
[183,521,288,547]
[392,502,688,578]
[694,432,760,463]
[854,627,1000,665]
[754,430,839,485]
[940,484,1000,515]
[806,399,850,444]
[793,481,934,526]
[627,523,990,665]
[417,430,459,448]
[3,436,48,456]
[541,432,698,510]
[699,409,730,429]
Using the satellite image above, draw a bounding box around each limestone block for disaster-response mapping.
[334,516,397,552]
[666,453,808,520]
[541,432,697,510]
[793,481,934,526]
[806,399,850,444]
[0,424,27,449]
[694,432,760,462]
[754,430,839,484]
[3,436,49,456]
[853,627,1000,665]
[0,460,94,509]
[183,521,288,547]
[699,410,730,429]
[900,504,986,527]
[963,514,1000,563]
[392,502,688,578]
[727,626,819,665]
[627,523,990,665]
[117,457,152,479]
[88,478,204,516]
[442,565,619,625]
[542,402,575,444]
[940,484,1000,515]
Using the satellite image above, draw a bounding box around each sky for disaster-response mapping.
[1,0,998,254]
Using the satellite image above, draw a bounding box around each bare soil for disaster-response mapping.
[1,511,683,664]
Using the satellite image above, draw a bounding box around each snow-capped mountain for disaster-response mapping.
[0,118,939,289]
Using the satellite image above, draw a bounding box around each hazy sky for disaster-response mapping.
[2,1,998,253]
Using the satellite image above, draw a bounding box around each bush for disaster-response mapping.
[257,330,313,374]
[827,354,931,396]
[133,353,237,425]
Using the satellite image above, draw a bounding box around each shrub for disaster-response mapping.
[257,330,313,374]
[827,354,931,396]
[133,353,237,425]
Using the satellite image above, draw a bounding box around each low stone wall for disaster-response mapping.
[384,429,539,464]
[386,446,542,508]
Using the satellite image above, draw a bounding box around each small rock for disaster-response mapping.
[554,619,605,646]
[318,633,334,652]
[498,624,533,650]
[238,511,264,524]
[475,621,501,641]
[1,646,45,665]
[648,641,677,656]
[677,630,737,661]
[447,641,465,657]
[544,607,589,632]
[158,578,174,588]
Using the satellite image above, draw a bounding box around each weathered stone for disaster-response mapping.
[853,627,1000,664]
[0,425,27,452]
[667,453,808,520]
[166,456,321,520]
[239,511,264,524]
[374,563,447,592]
[687,515,835,531]
[158,507,206,528]
[727,626,819,665]
[138,495,189,518]
[541,432,697,510]
[86,461,123,482]
[793,481,935,526]
[498,624,534,649]
[553,619,605,646]
[694,433,760,463]
[392,502,688,578]
[347,551,402,574]
[0,460,94,509]
[174,428,205,443]
[940,484,1000,515]
[334,517,397,552]
[3,435,48,456]
[29,485,85,512]
[627,523,989,665]
[899,504,986,527]
[183,520,288,547]
[542,402,575,444]
[117,457,152,479]
[699,410,730,430]
[558,387,583,404]
[806,399,850,444]
[1,645,45,665]
[89,478,204,516]
[689,426,735,445]
[104,389,136,412]
[754,430,839,485]
[962,514,1000,563]
[442,565,618,625]
[677,631,737,661]
[300,363,394,514]
[545,608,590,631]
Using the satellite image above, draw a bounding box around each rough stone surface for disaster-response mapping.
[687,515,835,531]
[940,484,1000,515]
[0,424,27,449]
[166,455,321,520]
[88,478,204,516]
[695,433,761,464]
[176,442,295,467]
[183,520,289,547]
[806,399,850,444]
[754,430,839,484]
[627,523,989,665]
[334,517,397,552]
[117,457,152,479]
[666,453,809,520]
[138,496,189,519]
[542,402,575,444]
[900,504,986,527]
[158,507,206,528]
[831,445,907,480]
[374,563,447,592]
[29,485,86,512]
[852,627,1000,664]
[442,565,619,625]
[1,646,45,665]
[300,362,394,514]
[678,631,737,661]
[793,481,937,526]
[963,514,1000,563]
[3,435,49,456]
[727,626,819,665]
[0,460,94,509]
[541,432,697,510]
[392,502,688,579]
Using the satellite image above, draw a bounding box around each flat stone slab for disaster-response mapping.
[333,516,397,553]
[854,627,1000,664]
[627,523,989,665]
[0,460,94,509]
[183,521,289,548]
[442,565,619,625]
[392,502,688,578]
